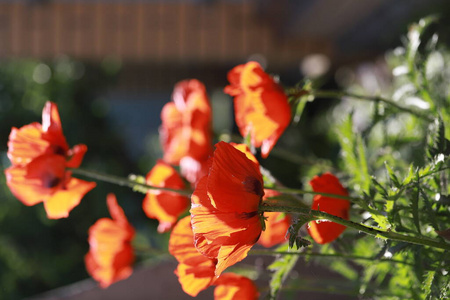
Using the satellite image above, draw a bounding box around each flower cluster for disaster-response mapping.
[5,63,352,298]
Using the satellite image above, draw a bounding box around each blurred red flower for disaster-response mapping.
[85,194,135,288]
[308,173,350,244]
[179,155,211,186]
[224,61,291,158]
[169,216,217,297]
[160,79,213,166]
[190,141,264,276]
[4,101,95,219]
[214,273,260,300]
[258,190,291,248]
[142,160,190,233]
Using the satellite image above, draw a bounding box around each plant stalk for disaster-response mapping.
[292,89,435,121]
[259,204,450,251]
[70,168,192,196]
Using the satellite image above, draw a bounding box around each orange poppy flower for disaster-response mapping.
[214,273,260,300]
[169,216,217,297]
[142,160,190,233]
[160,79,213,165]
[190,141,264,276]
[85,194,135,288]
[258,190,291,248]
[307,173,350,244]
[5,101,95,219]
[224,61,291,158]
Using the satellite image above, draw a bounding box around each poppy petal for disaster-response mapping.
[224,62,291,158]
[66,144,88,168]
[41,101,69,152]
[7,124,49,165]
[190,142,264,276]
[214,273,259,300]
[258,212,291,248]
[44,177,96,219]
[85,194,135,288]
[307,173,350,244]
[169,216,216,296]
[207,142,263,213]
[142,161,189,233]
[5,165,50,206]
[160,79,212,166]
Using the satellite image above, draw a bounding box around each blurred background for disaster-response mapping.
[0,0,450,299]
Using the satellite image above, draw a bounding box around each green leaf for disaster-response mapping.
[288,215,312,249]
[385,162,402,189]
[371,212,391,230]
[268,245,301,300]
[328,259,358,281]
[422,270,436,299]
[403,164,416,186]
[337,114,371,194]
[428,117,450,158]
[410,184,422,234]
[356,135,371,192]
[372,177,389,199]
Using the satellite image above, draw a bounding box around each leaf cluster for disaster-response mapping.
[267,17,450,299]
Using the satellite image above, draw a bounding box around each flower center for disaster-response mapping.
[243,176,264,198]
[237,211,258,219]
[43,173,62,188]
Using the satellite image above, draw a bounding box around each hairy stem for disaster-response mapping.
[259,204,450,251]
[288,89,434,121]
[70,168,192,196]
[265,186,360,202]
[250,249,413,265]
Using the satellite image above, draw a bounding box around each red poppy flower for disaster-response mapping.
[160,79,213,165]
[85,194,135,288]
[5,101,95,219]
[142,160,190,233]
[214,273,260,300]
[169,216,217,297]
[307,173,350,244]
[224,61,291,158]
[190,141,264,276]
[258,190,291,248]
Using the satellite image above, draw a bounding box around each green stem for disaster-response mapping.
[305,90,434,121]
[70,168,192,197]
[258,204,450,251]
[250,249,413,265]
[266,187,360,202]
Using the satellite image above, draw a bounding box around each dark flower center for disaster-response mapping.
[243,176,264,198]
[237,211,258,219]
[43,174,62,188]
[52,145,66,156]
